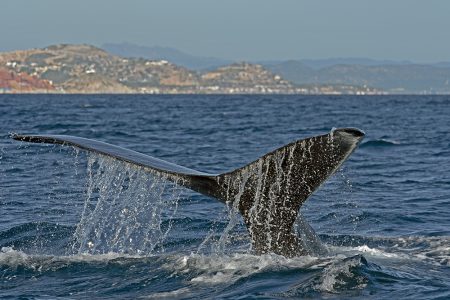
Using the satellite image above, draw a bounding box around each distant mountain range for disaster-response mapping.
[102,43,417,70]
[265,61,450,93]
[102,43,232,71]
[103,42,450,94]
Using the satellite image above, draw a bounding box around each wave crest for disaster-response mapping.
[360,139,401,148]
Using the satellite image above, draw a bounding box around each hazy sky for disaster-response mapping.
[1,0,449,62]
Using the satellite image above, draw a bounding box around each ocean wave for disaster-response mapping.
[360,139,401,148]
[0,247,145,272]
[273,254,370,297]
[0,222,74,252]
[165,252,322,284]
[323,235,450,266]
[143,287,192,299]
[314,255,369,293]
[2,235,449,298]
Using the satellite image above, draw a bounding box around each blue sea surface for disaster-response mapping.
[0,94,449,299]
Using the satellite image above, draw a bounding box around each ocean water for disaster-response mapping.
[0,94,449,299]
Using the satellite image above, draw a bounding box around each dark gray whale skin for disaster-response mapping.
[12,128,364,257]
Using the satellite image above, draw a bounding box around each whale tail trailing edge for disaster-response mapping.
[12,128,364,257]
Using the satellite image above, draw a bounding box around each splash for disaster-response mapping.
[70,153,182,255]
[316,255,368,292]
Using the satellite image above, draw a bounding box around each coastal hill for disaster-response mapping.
[0,44,382,94]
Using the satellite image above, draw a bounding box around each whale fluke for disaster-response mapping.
[11,128,364,257]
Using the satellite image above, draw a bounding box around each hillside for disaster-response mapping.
[0,44,200,93]
[0,68,54,92]
[0,44,383,94]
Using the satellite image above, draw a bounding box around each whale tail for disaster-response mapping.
[12,128,364,257]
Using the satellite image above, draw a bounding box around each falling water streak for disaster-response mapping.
[210,137,333,256]
[337,167,360,233]
[294,212,328,255]
[68,134,339,257]
[70,153,182,255]
[216,173,249,253]
[71,155,95,253]
[266,149,287,247]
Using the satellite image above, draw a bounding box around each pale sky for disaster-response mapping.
[1,0,449,62]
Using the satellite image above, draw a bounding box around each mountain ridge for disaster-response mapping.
[102,42,232,71]
[100,42,450,93]
[265,61,450,93]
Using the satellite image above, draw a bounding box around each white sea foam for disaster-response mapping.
[0,247,144,271]
[327,236,450,267]
[142,287,191,299]
[354,245,397,257]
[409,237,450,266]
[0,247,30,268]
[164,252,321,284]
[1,246,367,294]
[1,246,324,285]
[164,251,369,294]
[4,235,449,296]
